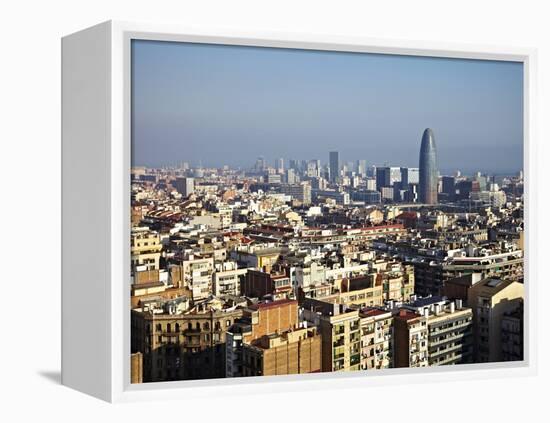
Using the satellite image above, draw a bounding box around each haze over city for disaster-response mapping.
[131,39,523,174]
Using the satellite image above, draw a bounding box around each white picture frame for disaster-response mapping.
[61,20,537,403]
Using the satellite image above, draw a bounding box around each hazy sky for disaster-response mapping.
[131,40,523,175]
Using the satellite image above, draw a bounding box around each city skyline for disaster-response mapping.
[132,40,523,174]
[133,149,521,179]
[133,155,521,179]
[129,38,525,386]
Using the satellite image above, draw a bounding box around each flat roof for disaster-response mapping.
[410,295,446,307]
[360,308,390,318]
[395,309,421,321]
[249,298,297,311]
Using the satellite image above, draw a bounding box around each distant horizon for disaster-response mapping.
[132,40,524,175]
[131,161,522,178]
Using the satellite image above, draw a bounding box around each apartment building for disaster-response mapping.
[393,309,429,368]
[280,182,312,205]
[131,306,243,382]
[240,327,322,376]
[425,300,473,366]
[226,299,301,377]
[242,268,292,300]
[181,255,215,301]
[230,246,282,271]
[359,308,393,370]
[443,251,524,287]
[468,277,524,362]
[337,263,415,309]
[501,303,524,362]
[213,261,248,296]
[382,265,415,302]
[410,249,523,297]
[131,227,162,272]
[402,296,474,366]
[319,305,362,372]
[339,275,384,308]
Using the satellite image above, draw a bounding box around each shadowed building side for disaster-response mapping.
[419,128,438,204]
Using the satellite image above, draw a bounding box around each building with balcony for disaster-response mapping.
[425,300,473,366]
[402,296,474,366]
[359,308,393,370]
[319,304,362,372]
[181,255,215,301]
[131,306,243,382]
[443,251,524,283]
[213,261,248,296]
[393,309,429,368]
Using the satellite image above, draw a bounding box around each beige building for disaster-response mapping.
[230,246,282,271]
[130,352,143,384]
[339,279,384,308]
[337,263,415,309]
[365,209,384,224]
[131,306,243,382]
[319,306,361,372]
[467,277,524,362]
[131,227,162,272]
[226,299,301,377]
[241,327,322,376]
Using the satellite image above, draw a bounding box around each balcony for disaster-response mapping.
[183,337,201,348]
[429,342,469,357]
[333,339,345,347]
[350,354,361,366]
[433,353,463,366]
[430,330,472,347]
[334,326,345,335]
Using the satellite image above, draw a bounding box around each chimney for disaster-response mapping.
[456,299,463,310]
[449,302,455,313]
[423,307,430,317]
[434,304,441,315]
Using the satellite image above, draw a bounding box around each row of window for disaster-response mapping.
[149,319,233,334]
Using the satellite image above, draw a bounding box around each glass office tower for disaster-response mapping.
[419,128,438,204]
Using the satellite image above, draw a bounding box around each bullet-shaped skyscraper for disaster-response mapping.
[419,128,438,204]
